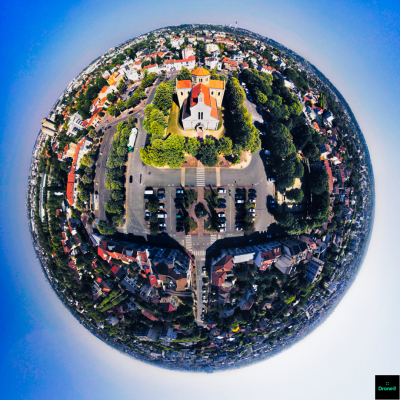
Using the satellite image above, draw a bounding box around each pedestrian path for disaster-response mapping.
[181,167,185,187]
[193,250,206,261]
[210,234,218,245]
[185,235,192,251]
[197,168,205,186]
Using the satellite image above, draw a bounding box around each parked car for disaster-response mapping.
[218,217,226,223]
[129,175,133,183]
[176,189,184,194]
[236,199,245,204]
[145,212,152,217]
[218,204,227,209]
[218,227,226,232]
[158,218,165,224]
[159,227,166,232]
[217,188,226,194]
[264,150,271,155]
[219,223,226,228]
[218,212,226,217]
[157,193,165,199]
[268,177,276,182]
[158,188,165,194]
[249,188,257,194]
[236,225,243,231]
[269,199,277,210]
[157,212,167,218]
[249,198,256,203]
[159,223,166,227]
[175,198,183,204]
[202,267,206,272]
[202,285,206,290]
[176,227,184,232]
[218,198,226,204]
[158,203,165,209]
[235,194,244,200]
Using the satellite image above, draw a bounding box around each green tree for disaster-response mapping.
[117,80,127,94]
[217,137,233,156]
[195,202,207,219]
[117,100,127,111]
[309,169,329,195]
[106,92,117,103]
[227,77,245,109]
[176,66,192,81]
[107,106,118,117]
[257,92,267,104]
[199,138,218,167]
[286,188,304,202]
[185,137,200,157]
[97,220,117,235]
[153,82,173,111]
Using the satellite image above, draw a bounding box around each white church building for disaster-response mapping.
[176,67,225,132]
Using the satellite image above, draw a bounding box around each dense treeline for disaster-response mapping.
[98,118,137,235]
[224,77,261,156]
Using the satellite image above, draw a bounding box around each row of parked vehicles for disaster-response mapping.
[215,188,227,232]
[175,188,185,232]
[235,188,257,230]
[144,188,168,232]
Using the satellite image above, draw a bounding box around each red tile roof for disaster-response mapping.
[177,80,191,89]
[192,66,210,76]
[209,80,224,89]
[148,275,158,287]
[191,83,211,108]
[111,265,120,275]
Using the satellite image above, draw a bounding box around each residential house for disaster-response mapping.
[305,257,325,284]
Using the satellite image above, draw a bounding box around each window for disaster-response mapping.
[198,112,203,120]
[218,92,220,96]
[211,91,214,95]
[181,92,183,96]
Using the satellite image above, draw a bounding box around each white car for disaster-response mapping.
[219,223,226,228]
[159,223,166,227]
[249,198,256,203]
[218,227,226,232]
[218,212,226,217]
[217,188,226,194]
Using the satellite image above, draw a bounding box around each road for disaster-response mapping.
[93,75,165,223]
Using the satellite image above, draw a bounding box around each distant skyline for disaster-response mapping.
[1,0,399,399]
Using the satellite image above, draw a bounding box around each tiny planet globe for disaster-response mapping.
[27,23,374,372]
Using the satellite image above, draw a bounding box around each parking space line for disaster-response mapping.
[216,168,221,187]
[181,167,185,187]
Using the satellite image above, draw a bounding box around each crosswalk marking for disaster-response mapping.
[210,234,218,245]
[197,168,205,186]
[185,235,192,251]
[193,250,206,256]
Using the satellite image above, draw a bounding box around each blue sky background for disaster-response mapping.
[1,0,399,399]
